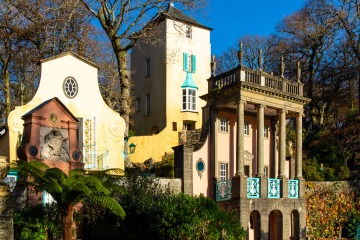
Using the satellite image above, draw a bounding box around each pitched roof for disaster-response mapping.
[40,52,99,69]
[22,97,79,122]
[154,4,212,30]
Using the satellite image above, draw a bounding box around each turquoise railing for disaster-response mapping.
[247,178,260,198]
[268,178,281,198]
[288,179,299,198]
[215,180,232,201]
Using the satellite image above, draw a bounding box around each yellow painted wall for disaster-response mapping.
[131,17,211,163]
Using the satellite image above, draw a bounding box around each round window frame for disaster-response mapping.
[196,159,205,174]
[63,77,79,99]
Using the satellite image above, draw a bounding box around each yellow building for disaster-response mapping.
[0,52,126,171]
[130,3,211,163]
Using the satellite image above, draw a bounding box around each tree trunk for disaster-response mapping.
[4,69,11,116]
[62,205,76,240]
[114,49,130,135]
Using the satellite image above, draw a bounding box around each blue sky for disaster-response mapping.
[205,0,307,56]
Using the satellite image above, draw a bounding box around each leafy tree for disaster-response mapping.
[303,129,351,180]
[17,161,125,240]
[306,182,355,239]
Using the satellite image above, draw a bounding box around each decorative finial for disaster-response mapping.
[280,56,285,78]
[210,54,216,76]
[258,49,263,71]
[297,61,301,83]
[238,42,243,68]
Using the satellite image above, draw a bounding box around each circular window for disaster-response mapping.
[63,77,78,98]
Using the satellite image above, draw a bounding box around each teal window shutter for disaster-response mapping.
[183,53,188,71]
[191,55,196,73]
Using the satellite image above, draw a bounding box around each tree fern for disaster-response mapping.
[16,161,125,240]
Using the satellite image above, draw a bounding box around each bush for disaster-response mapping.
[80,173,245,240]
[14,204,61,240]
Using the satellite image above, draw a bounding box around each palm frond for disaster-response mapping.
[91,195,125,219]
[81,175,110,195]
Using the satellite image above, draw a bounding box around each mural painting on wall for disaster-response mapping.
[40,127,69,161]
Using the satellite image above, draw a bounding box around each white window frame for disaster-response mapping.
[244,122,250,136]
[145,93,150,116]
[219,118,229,133]
[145,58,150,78]
[219,163,228,181]
[182,88,197,112]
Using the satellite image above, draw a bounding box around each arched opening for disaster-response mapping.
[290,210,300,240]
[249,211,261,240]
[269,210,283,240]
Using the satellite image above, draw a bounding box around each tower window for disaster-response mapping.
[145,58,150,78]
[135,97,141,112]
[145,93,150,116]
[183,53,196,73]
[186,25,192,38]
[182,88,197,111]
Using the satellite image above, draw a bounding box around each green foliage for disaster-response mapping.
[151,153,174,178]
[16,161,125,240]
[303,130,351,181]
[157,194,245,240]
[14,204,61,240]
[17,161,125,218]
[303,157,323,181]
[81,173,245,240]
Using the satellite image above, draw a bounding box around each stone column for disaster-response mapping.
[233,101,247,199]
[256,104,265,177]
[278,109,287,178]
[236,100,246,175]
[296,112,303,179]
[270,118,277,178]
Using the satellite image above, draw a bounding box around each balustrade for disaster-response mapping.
[212,67,303,97]
[247,177,260,198]
[215,180,232,201]
[288,179,299,198]
[215,177,300,202]
[267,178,281,198]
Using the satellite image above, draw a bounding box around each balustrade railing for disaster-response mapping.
[214,177,300,202]
[212,67,303,96]
[247,177,260,198]
[215,180,232,201]
[288,179,299,198]
[267,178,281,198]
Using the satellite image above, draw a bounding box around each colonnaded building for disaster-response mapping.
[173,50,310,239]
